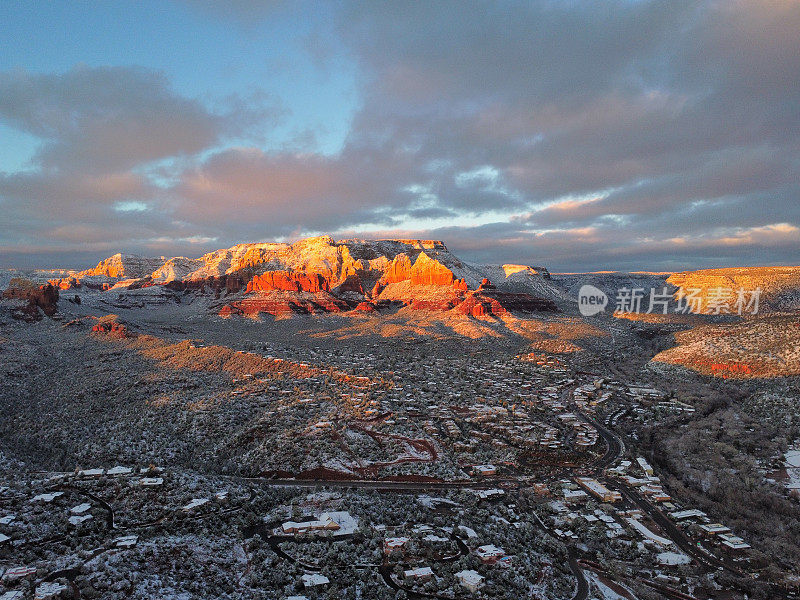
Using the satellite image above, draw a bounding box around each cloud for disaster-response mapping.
[2,1,799,271]
[0,65,283,265]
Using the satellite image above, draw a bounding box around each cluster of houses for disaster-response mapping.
[557,413,599,448]
[668,509,752,553]
[609,458,672,503]
[0,569,67,600]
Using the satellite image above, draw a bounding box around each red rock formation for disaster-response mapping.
[355,301,377,312]
[224,291,349,318]
[452,289,558,318]
[409,252,456,286]
[245,271,329,294]
[2,279,59,319]
[410,299,457,311]
[92,320,131,338]
[218,304,243,318]
[381,254,413,285]
[49,277,81,290]
[333,273,366,295]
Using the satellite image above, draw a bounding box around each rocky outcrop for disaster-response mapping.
[2,278,59,320]
[42,236,564,319]
[49,277,81,290]
[92,320,131,338]
[245,271,330,294]
[220,290,350,318]
[78,253,166,279]
[452,280,559,318]
[409,252,456,286]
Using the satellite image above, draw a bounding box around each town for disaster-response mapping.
[2,316,797,600]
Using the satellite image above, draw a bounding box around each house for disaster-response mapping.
[0,533,10,545]
[301,573,329,588]
[404,566,434,581]
[699,523,731,536]
[114,535,138,548]
[35,582,67,600]
[70,503,91,515]
[475,544,508,565]
[473,464,497,476]
[182,498,210,512]
[2,566,37,584]
[106,466,133,477]
[68,514,92,526]
[31,492,63,503]
[138,477,163,487]
[456,569,485,592]
[383,536,409,554]
[1,590,24,600]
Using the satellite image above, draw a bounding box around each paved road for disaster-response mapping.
[578,410,624,471]
[567,548,590,600]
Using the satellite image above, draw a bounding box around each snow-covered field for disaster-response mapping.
[786,449,800,490]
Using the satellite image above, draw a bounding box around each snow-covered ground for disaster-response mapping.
[786,449,800,490]
[586,572,638,600]
[657,551,691,565]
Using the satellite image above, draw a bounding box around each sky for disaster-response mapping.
[0,0,798,272]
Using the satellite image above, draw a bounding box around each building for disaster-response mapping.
[636,457,654,476]
[70,503,91,515]
[473,464,497,476]
[138,477,163,487]
[383,536,409,554]
[31,492,63,503]
[476,488,505,500]
[35,582,68,600]
[669,508,707,521]
[77,468,104,478]
[456,569,485,592]
[182,498,210,512]
[106,466,133,476]
[282,515,340,535]
[404,566,434,581]
[719,534,751,552]
[114,535,138,548]
[563,488,588,503]
[575,477,622,503]
[475,544,509,565]
[2,566,37,584]
[700,523,731,536]
[301,574,329,588]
